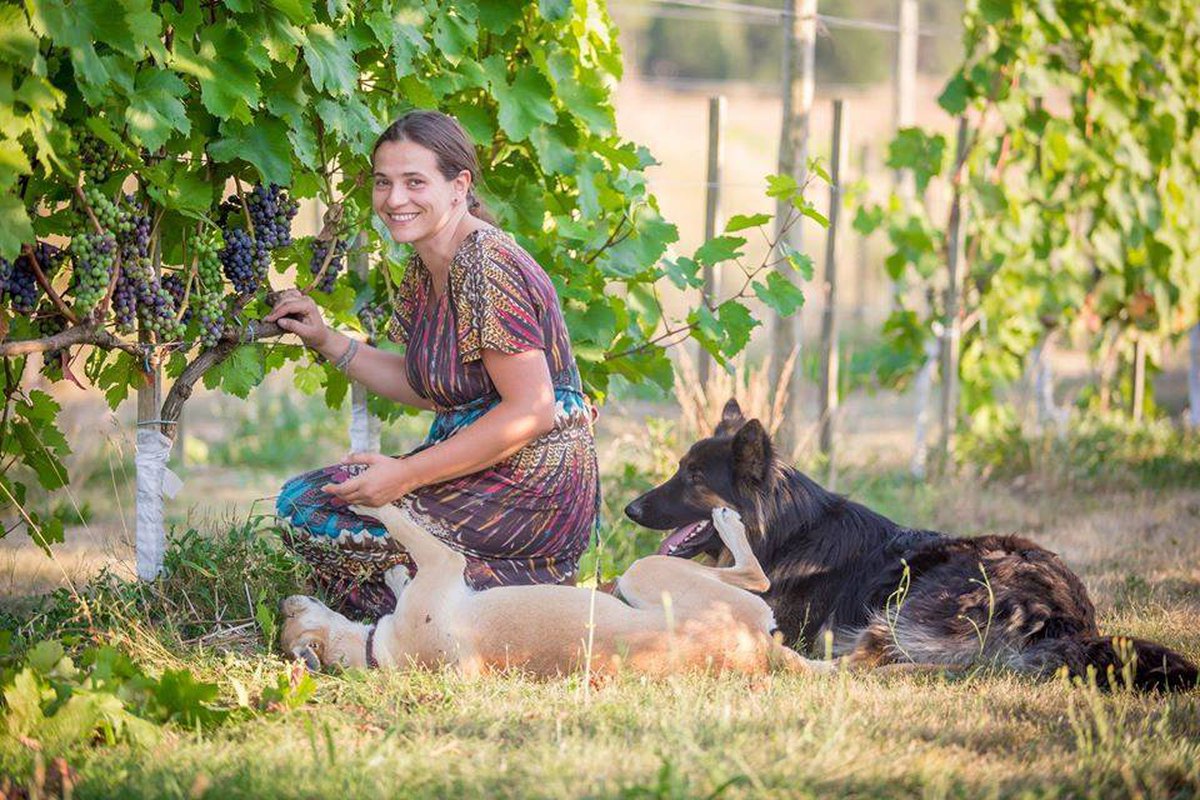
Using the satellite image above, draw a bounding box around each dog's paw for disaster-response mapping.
[712,506,745,536]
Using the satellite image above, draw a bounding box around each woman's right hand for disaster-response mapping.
[264,289,330,350]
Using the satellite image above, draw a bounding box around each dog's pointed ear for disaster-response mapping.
[731,418,773,488]
[714,397,746,437]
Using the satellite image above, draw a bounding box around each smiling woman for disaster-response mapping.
[267,111,600,620]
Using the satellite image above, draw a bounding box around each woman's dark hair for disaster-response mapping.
[373,110,495,224]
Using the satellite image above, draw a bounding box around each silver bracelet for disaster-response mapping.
[334,338,360,372]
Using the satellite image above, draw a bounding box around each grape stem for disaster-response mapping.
[233,176,256,242]
[71,179,104,236]
[175,252,198,324]
[22,244,79,326]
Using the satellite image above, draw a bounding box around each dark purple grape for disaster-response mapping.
[220,227,260,295]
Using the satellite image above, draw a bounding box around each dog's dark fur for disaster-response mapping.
[625,399,1198,691]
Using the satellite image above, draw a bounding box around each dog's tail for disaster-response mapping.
[1023,635,1198,692]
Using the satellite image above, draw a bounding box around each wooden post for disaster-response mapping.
[1189,324,1200,428]
[770,0,817,456]
[698,95,726,390]
[136,231,166,581]
[854,143,871,326]
[818,99,846,482]
[1132,338,1146,424]
[938,117,970,467]
[889,0,918,311]
[349,232,380,453]
[893,0,918,195]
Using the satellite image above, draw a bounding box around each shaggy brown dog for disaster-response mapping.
[626,399,1198,691]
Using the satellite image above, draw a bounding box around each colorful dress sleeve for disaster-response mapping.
[453,245,546,363]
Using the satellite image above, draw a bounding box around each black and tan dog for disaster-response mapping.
[280,503,830,678]
[625,399,1198,690]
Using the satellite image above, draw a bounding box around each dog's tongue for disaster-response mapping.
[657,521,706,555]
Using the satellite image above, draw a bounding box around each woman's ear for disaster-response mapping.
[731,419,773,489]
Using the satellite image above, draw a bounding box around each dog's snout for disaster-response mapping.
[625,498,645,523]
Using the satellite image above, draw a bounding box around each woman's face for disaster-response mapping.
[372,139,469,244]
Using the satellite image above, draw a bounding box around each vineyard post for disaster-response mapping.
[697,95,726,390]
[349,232,380,454]
[854,143,871,326]
[770,0,817,455]
[1132,338,1146,423]
[1189,324,1200,428]
[818,99,846,484]
[136,231,166,581]
[890,0,918,310]
[938,116,970,468]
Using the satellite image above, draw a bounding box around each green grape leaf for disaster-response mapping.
[494,66,556,141]
[724,213,771,233]
[0,194,34,261]
[304,24,357,97]
[202,345,266,399]
[694,235,746,266]
[124,69,191,151]
[753,271,806,317]
[209,117,294,187]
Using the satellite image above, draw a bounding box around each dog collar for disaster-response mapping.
[365,624,379,669]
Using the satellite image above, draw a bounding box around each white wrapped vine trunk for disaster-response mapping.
[135,428,182,580]
[349,383,381,453]
[1030,337,1069,436]
[1189,324,1200,429]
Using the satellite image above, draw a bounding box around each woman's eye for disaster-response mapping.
[407,180,423,189]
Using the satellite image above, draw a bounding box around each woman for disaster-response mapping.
[268,110,600,620]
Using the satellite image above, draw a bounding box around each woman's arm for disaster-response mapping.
[317,331,433,410]
[264,289,433,410]
[323,348,556,505]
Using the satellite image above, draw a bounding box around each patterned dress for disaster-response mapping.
[276,227,600,619]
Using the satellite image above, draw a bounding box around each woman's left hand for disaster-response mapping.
[322,453,417,506]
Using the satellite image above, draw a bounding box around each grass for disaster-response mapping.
[4,373,1200,797]
[2,474,1199,798]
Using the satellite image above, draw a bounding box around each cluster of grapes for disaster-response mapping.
[218,184,298,296]
[247,184,299,249]
[191,234,226,348]
[163,273,189,322]
[219,227,265,295]
[0,245,54,314]
[78,132,119,183]
[81,185,127,233]
[357,301,389,342]
[71,232,118,316]
[309,237,348,293]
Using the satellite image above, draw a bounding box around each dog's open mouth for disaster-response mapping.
[657,520,715,558]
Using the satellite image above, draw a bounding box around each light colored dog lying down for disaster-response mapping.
[280,505,832,677]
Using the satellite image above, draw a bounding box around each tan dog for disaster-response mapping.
[280,505,831,678]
